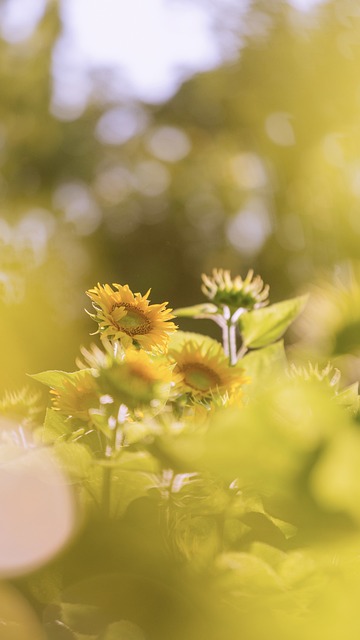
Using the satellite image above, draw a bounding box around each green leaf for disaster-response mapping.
[214,552,285,594]
[106,468,157,518]
[239,295,308,348]
[241,341,287,384]
[336,382,359,413]
[158,377,350,493]
[173,303,218,318]
[113,451,159,473]
[31,369,93,391]
[310,425,360,523]
[34,408,72,444]
[53,441,93,481]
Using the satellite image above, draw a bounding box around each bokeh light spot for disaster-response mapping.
[134,161,170,197]
[230,152,268,190]
[0,447,76,577]
[226,199,272,255]
[146,126,191,163]
[53,182,102,236]
[95,106,148,146]
[265,112,295,146]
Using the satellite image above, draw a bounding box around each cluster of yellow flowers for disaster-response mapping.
[13,269,314,437]
[16,273,252,451]
[48,278,247,422]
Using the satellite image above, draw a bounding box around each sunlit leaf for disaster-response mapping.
[239,296,308,348]
[31,369,94,391]
[241,340,287,384]
[310,425,360,523]
[214,552,285,594]
[336,382,359,413]
[53,441,93,481]
[34,408,72,444]
[158,378,351,496]
[173,303,218,318]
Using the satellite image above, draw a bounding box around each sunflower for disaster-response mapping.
[169,337,248,399]
[201,268,269,311]
[0,388,42,427]
[95,348,177,410]
[50,369,99,422]
[86,283,177,352]
[287,362,341,390]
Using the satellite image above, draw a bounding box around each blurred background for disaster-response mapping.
[0,0,359,386]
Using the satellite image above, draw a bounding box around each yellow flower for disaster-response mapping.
[287,362,341,389]
[51,370,99,421]
[169,338,248,399]
[201,268,269,311]
[0,388,42,428]
[95,349,176,410]
[86,283,177,351]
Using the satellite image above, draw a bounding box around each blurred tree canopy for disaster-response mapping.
[0,0,360,385]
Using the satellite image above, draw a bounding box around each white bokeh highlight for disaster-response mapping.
[0,447,75,577]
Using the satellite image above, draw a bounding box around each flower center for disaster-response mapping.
[111,303,151,337]
[181,363,221,392]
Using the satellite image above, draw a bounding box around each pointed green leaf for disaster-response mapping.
[173,303,218,318]
[31,369,93,391]
[45,408,70,435]
[34,408,72,444]
[239,295,308,348]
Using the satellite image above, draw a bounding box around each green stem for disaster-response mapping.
[228,323,238,366]
[237,343,248,360]
[222,323,229,357]
[229,308,247,366]
[102,424,117,518]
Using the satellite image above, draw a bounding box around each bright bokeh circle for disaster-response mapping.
[0,445,75,577]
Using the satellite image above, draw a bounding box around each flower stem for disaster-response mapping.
[102,423,117,518]
[228,307,247,366]
[222,323,229,357]
[228,323,238,366]
[237,343,248,360]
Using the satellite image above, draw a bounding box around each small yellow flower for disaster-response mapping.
[287,362,341,389]
[95,349,176,410]
[169,339,248,399]
[201,268,269,311]
[76,340,112,370]
[51,370,99,421]
[0,388,42,428]
[86,283,177,351]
